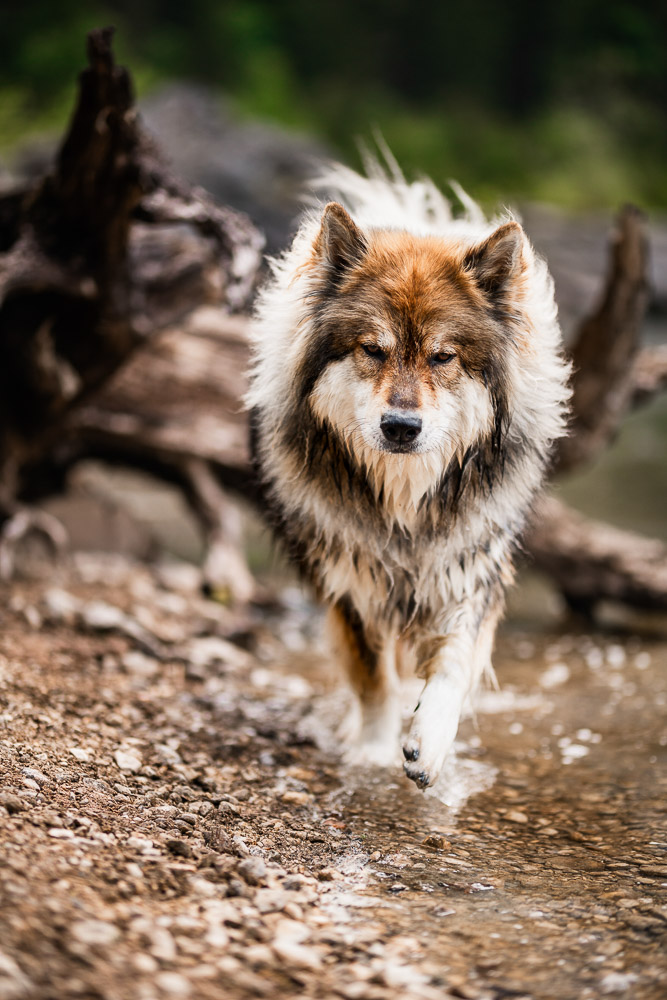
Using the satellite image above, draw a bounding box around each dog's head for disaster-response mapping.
[304,202,526,473]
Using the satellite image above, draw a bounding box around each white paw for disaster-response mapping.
[402,675,464,789]
[341,694,401,769]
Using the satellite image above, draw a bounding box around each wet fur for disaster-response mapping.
[248,163,571,787]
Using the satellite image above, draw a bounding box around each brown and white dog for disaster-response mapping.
[248,162,570,789]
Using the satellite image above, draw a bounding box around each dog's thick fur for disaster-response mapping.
[248,162,571,788]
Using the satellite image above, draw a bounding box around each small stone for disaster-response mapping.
[0,949,34,999]
[506,810,529,824]
[132,954,158,974]
[155,744,183,767]
[187,636,248,669]
[68,747,92,763]
[272,940,322,970]
[166,840,193,859]
[238,857,267,885]
[21,767,48,786]
[155,972,191,996]
[122,651,159,677]
[281,790,311,806]
[71,920,120,947]
[0,792,25,814]
[150,928,177,962]
[114,749,142,773]
[316,868,341,881]
[422,834,452,850]
[48,828,74,839]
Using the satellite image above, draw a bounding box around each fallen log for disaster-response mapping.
[0,27,263,585]
[525,496,667,614]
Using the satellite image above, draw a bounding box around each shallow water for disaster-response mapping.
[286,625,667,999]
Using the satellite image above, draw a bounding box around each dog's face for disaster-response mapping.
[306,203,525,468]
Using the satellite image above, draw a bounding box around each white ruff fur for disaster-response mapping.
[247,158,571,787]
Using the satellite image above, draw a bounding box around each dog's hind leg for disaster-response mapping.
[402,595,502,788]
[328,599,401,767]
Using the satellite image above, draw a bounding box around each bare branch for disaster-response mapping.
[556,206,650,473]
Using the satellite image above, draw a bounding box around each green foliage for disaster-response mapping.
[0,0,665,210]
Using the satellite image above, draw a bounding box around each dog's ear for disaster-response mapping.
[463,221,525,296]
[315,202,368,275]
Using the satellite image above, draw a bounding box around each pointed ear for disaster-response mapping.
[463,221,525,296]
[315,202,368,276]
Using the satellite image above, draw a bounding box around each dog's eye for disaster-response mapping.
[362,343,386,361]
[431,350,456,366]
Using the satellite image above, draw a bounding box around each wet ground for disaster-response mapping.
[0,554,666,1000]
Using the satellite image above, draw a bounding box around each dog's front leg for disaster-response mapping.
[403,598,500,788]
[328,600,400,766]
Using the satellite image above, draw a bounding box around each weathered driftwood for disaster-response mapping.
[527,497,667,614]
[0,28,263,583]
[66,309,256,596]
[525,204,667,615]
[555,205,650,474]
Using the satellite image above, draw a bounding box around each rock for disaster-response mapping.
[114,749,143,773]
[505,810,529,824]
[166,840,194,859]
[237,857,267,885]
[155,972,191,996]
[316,868,341,881]
[68,747,92,762]
[272,939,322,970]
[0,792,25,815]
[187,636,249,670]
[422,834,452,851]
[280,790,311,806]
[0,950,33,1000]
[70,920,120,947]
[20,767,48,786]
[140,84,330,254]
[122,650,159,677]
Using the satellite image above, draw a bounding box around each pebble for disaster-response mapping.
[422,834,452,850]
[281,790,311,806]
[20,767,48,786]
[70,920,120,947]
[506,810,529,824]
[0,949,34,1000]
[155,972,191,996]
[0,792,25,814]
[272,939,322,970]
[114,749,143,773]
[238,857,267,885]
[122,651,159,677]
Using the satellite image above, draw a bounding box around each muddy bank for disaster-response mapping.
[0,554,666,1000]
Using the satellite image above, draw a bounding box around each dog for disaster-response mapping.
[247,160,571,789]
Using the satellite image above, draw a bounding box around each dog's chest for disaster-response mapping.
[319,520,484,626]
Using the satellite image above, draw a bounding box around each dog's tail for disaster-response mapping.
[310,133,487,235]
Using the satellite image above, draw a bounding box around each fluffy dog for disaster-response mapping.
[248,162,570,788]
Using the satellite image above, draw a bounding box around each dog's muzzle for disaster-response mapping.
[380,411,422,451]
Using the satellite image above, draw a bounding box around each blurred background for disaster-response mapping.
[0,0,665,599]
[1,0,666,211]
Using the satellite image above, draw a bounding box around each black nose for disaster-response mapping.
[380,412,422,448]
